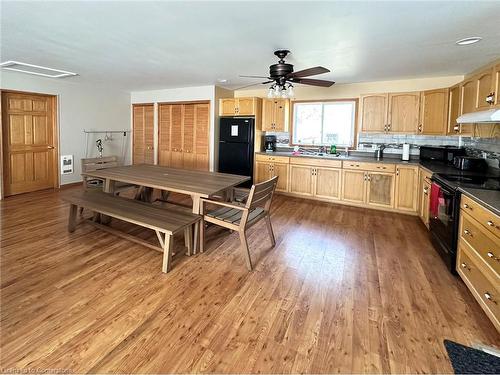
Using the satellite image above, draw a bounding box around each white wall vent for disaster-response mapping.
[0,60,77,78]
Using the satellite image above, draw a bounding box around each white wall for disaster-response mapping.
[1,70,131,187]
[131,85,219,171]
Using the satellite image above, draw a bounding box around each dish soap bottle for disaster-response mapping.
[330,145,337,155]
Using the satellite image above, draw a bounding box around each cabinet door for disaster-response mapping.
[460,79,476,135]
[255,161,272,184]
[447,85,461,135]
[388,92,420,133]
[495,64,500,108]
[314,167,341,200]
[360,94,388,132]
[236,98,255,115]
[273,99,288,131]
[158,104,171,166]
[366,172,394,208]
[419,89,448,135]
[220,99,236,116]
[395,166,418,212]
[170,104,184,168]
[182,104,195,169]
[341,170,366,204]
[194,103,210,171]
[261,99,275,131]
[289,164,313,196]
[273,162,289,192]
[476,68,494,110]
[420,181,431,228]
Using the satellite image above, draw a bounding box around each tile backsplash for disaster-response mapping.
[264,131,500,168]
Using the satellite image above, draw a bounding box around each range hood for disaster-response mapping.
[456,109,500,124]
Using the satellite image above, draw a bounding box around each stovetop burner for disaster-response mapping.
[435,173,500,191]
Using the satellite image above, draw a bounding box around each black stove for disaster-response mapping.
[434,174,500,191]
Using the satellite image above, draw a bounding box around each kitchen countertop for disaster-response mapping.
[458,188,500,216]
[256,151,500,213]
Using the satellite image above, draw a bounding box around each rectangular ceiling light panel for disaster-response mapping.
[0,61,77,78]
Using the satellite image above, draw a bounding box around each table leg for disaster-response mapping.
[101,178,115,224]
[191,195,201,254]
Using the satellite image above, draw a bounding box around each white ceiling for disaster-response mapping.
[1,1,500,92]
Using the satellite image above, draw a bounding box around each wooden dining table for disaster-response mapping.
[82,164,250,252]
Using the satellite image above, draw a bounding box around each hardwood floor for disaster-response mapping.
[1,187,498,373]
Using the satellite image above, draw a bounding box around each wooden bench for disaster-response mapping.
[62,191,201,273]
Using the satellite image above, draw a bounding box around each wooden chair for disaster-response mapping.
[199,176,278,270]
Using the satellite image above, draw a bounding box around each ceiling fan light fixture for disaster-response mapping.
[287,84,294,98]
[267,85,275,98]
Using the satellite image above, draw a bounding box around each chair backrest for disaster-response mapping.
[246,176,278,211]
[81,156,120,173]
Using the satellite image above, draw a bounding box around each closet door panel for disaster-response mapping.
[144,105,154,164]
[194,103,210,170]
[170,104,183,168]
[133,105,145,164]
[158,104,171,166]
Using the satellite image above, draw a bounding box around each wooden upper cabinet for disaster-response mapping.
[262,99,289,131]
[395,165,418,212]
[133,104,154,165]
[360,94,388,133]
[476,67,495,110]
[447,85,461,135]
[461,78,477,114]
[388,92,420,133]
[495,64,500,107]
[219,97,259,116]
[419,89,448,135]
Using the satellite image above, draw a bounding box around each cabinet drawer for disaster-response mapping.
[290,157,341,168]
[461,195,500,239]
[343,161,396,173]
[460,213,500,276]
[457,244,500,330]
[255,154,289,164]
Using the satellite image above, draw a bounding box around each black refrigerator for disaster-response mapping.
[218,117,254,187]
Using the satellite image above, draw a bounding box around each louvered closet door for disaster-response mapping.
[194,103,210,170]
[158,104,171,166]
[170,104,184,168]
[182,104,195,169]
[133,104,154,164]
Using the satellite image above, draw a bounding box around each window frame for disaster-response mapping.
[290,98,359,148]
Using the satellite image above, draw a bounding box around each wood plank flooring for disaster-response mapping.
[1,187,498,373]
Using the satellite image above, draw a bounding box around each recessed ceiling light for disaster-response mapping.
[455,37,482,46]
[217,78,228,83]
[0,60,77,78]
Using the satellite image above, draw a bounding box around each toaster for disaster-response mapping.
[453,156,488,171]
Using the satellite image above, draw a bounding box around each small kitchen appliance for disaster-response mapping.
[419,146,466,164]
[453,156,488,171]
[264,135,277,152]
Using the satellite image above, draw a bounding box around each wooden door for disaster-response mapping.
[476,68,494,110]
[395,166,418,212]
[194,103,210,171]
[236,98,254,115]
[447,85,461,134]
[366,172,394,208]
[289,164,313,196]
[133,104,154,164]
[273,99,288,131]
[272,163,289,192]
[388,92,420,133]
[2,92,57,196]
[360,94,388,132]
[314,167,341,200]
[220,99,236,116]
[170,104,184,168]
[341,170,366,204]
[460,78,476,135]
[255,161,272,183]
[182,104,195,169]
[261,99,275,131]
[419,89,448,135]
[158,104,171,166]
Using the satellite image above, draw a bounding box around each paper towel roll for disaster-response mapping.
[402,143,410,161]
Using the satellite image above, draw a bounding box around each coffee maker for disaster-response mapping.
[264,135,276,152]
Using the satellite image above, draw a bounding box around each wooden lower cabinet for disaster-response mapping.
[366,172,394,208]
[341,170,366,204]
[395,165,418,212]
[418,167,432,227]
[255,161,289,192]
[314,167,341,200]
[289,165,314,196]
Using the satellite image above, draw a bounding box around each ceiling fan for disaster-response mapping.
[238,50,335,97]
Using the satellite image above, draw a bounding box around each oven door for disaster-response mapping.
[429,182,456,253]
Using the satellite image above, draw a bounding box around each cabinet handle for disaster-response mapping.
[487,252,499,261]
[396,168,399,176]
[487,220,495,227]
[484,292,495,303]
[364,173,367,181]
[384,125,387,131]
[460,262,470,270]
[418,124,422,132]
[387,124,391,131]
[463,229,472,236]
[463,203,471,210]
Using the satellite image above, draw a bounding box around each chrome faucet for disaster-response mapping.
[375,144,386,159]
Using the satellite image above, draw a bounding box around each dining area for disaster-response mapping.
[63,162,279,273]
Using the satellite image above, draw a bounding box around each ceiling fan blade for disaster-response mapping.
[239,75,270,79]
[290,78,335,87]
[287,66,330,78]
[234,81,273,90]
